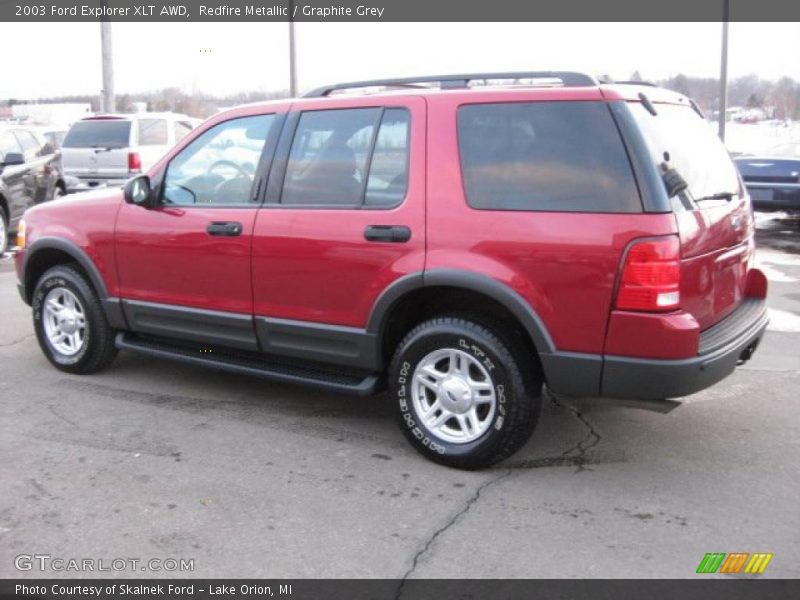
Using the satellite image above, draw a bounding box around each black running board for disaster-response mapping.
[115,332,381,396]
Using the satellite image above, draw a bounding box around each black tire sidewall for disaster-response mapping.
[32,268,96,368]
[392,321,520,464]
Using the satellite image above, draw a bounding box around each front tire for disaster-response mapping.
[32,265,117,374]
[389,317,541,469]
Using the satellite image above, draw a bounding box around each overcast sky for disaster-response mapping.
[2,22,799,98]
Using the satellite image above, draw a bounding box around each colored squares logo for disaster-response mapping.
[696,552,773,574]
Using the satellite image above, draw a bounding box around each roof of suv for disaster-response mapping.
[216,72,692,122]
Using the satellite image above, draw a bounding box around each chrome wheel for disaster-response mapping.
[42,287,86,356]
[411,348,497,444]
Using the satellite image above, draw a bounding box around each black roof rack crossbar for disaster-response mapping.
[612,80,658,87]
[303,71,598,98]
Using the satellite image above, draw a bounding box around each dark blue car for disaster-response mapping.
[734,142,800,214]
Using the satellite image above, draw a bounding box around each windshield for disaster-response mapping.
[629,103,740,200]
[63,120,131,149]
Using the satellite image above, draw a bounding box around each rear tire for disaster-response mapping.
[389,317,541,469]
[32,265,117,374]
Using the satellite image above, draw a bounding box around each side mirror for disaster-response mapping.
[2,152,25,167]
[123,175,156,208]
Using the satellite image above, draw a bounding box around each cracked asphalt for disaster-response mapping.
[0,215,798,580]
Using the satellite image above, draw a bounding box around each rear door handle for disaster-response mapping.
[364,225,411,243]
[207,221,243,236]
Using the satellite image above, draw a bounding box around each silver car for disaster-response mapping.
[61,113,195,193]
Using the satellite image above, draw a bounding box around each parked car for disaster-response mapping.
[15,72,768,469]
[0,125,65,254]
[60,113,195,193]
[734,142,800,214]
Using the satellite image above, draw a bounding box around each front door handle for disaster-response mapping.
[364,225,411,243]
[207,221,243,236]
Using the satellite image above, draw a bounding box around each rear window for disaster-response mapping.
[457,101,641,213]
[629,103,740,201]
[63,120,131,149]
[137,118,168,146]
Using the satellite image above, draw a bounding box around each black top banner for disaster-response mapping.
[3,0,800,22]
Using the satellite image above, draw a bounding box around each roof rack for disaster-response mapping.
[303,71,598,98]
[610,80,658,87]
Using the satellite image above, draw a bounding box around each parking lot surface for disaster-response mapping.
[1,216,798,579]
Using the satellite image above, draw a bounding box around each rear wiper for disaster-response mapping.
[694,191,735,202]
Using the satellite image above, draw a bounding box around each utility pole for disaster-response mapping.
[100,19,115,113]
[717,0,729,141]
[288,0,298,97]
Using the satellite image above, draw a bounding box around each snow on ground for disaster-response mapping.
[724,120,800,155]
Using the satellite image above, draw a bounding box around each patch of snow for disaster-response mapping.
[767,308,800,333]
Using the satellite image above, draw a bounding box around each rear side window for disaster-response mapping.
[14,130,41,156]
[629,103,740,202]
[282,108,381,207]
[137,118,168,146]
[63,120,131,149]
[457,101,641,212]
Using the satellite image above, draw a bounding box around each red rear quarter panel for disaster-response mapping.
[425,91,677,354]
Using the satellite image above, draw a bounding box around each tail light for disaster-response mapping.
[128,152,141,173]
[616,236,681,312]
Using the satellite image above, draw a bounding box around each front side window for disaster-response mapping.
[137,118,168,146]
[457,101,641,213]
[162,114,273,206]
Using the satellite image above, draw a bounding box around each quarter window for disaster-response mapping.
[162,114,273,206]
[175,121,193,142]
[365,109,410,207]
[457,101,641,213]
[137,118,169,146]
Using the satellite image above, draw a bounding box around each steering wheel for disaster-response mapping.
[208,160,250,179]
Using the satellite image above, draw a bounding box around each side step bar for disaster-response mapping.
[115,332,382,396]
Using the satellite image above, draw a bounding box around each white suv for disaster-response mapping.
[61,113,196,193]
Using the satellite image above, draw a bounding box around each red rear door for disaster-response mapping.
[250,95,426,338]
[629,101,754,329]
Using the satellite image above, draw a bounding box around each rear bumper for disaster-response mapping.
[744,181,800,212]
[65,175,128,194]
[602,298,768,400]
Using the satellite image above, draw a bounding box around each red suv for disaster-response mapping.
[14,72,768,469]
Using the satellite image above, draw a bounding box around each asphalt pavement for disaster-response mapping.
[0,215,798,579]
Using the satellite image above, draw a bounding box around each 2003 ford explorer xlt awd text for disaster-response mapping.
[14,72,769,469]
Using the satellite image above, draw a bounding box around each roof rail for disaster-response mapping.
[303,71,598,98]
